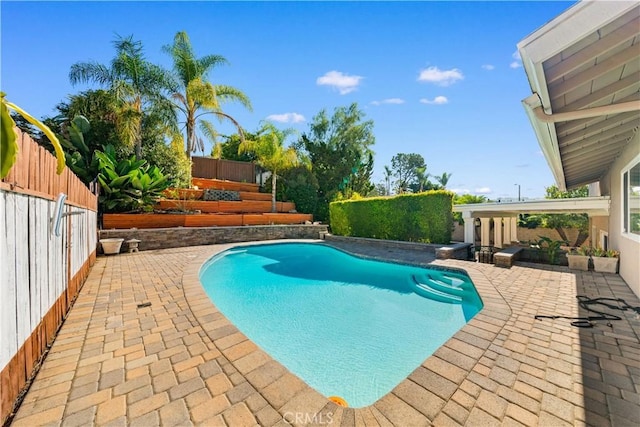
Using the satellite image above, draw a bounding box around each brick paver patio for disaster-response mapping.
[11,239,640,426]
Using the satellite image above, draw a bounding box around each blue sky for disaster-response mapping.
[2,1,577,199]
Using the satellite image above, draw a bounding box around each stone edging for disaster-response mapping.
[181,239,512,424]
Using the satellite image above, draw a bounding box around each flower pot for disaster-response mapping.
[100,238,125,255]
[567,254,590,271]
[592,257,618,274]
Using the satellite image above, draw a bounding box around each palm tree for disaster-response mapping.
[163,31,252,156]
[69,35,174,159]
[415,166,430,192]
[435,172,453,189]
[383,165,392,195]
[239,123,299,212]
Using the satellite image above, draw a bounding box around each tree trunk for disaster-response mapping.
[574,230,589,247]
[555,227,569,243]
[134,135,142,160]
[186,114,195,157]
[271,172,277,213]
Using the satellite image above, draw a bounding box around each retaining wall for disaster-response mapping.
[99,224,329,252]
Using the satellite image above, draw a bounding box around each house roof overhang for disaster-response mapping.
[517,0,640,191]
[453,196,610,218]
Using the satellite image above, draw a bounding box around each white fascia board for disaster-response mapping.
[515,1,637,192]
[453,196,610,216]
[522,94,567,191]
[517,0,638,108]
[517,1,636,64]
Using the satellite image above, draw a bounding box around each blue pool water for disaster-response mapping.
[200,242,483,407]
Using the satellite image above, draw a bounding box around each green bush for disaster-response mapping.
[329,191,453,243]
[280,166,319,214]
[143,138,192,188]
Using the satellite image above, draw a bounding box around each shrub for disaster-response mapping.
[97,145,169,213]
[329,191,453,243]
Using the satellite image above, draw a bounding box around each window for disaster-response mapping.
[622,155,640,240]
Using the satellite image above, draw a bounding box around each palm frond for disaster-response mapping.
[199,120,219,146]
[198,54,229,77]
[215,84,253,110]
[69,62,113,86]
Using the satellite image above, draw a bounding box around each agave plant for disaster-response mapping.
[96,145,169,213]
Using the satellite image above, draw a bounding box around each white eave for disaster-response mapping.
[522,94,567,190]
[453,196,610,218]
[517,0,640,191]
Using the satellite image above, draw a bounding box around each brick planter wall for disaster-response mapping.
[98,224,329,253]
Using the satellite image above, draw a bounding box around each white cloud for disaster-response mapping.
[419,96,448,105]
[316,71,363,95]
[266,112,306,123]
[481,64,495,71]
[417,66,464,86]
[371,98,405,106]
[510,50,522,69]
[451,188,471,194]
[474,187,492,194]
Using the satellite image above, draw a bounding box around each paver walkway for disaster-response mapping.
[10,240,640,426]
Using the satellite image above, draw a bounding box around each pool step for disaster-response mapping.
[423,274,468,297]
[410,275,463,304]
[439,272,472,288]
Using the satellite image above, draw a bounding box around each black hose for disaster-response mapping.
[534,295,640,328]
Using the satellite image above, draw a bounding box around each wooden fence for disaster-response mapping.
[191,156,256,183]
[0,128,97,424]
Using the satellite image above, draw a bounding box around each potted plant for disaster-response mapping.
[591,247,619,274]
[567,246,591,271]
[537,236,568,265]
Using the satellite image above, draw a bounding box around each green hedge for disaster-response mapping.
[329,191,453,243]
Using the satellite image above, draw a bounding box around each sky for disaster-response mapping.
[1,0,578,200]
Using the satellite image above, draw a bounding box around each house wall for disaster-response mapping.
[601,132,640,298]
[589,216,609,248]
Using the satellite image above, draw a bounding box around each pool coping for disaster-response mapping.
[181,239,512,424]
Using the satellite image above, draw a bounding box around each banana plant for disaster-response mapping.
[1,92,66,178]
[56,115,101,185]
[96,145,169,212]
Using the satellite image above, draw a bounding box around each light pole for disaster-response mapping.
[515,183,521,201]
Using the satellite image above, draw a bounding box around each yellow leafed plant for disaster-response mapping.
[1,92,66,178]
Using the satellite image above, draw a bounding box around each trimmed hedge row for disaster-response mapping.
[329,191,454,243]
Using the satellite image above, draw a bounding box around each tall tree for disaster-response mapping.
[347,151,375,197]
[434,172,453,189]
[212,131,258,162]
[69,35,175,159]
[545,184,588,199]
[521,185,590,246]
[297,103,375,220]
[163,31,252,156]
[239,123,300,212]
[383,165,392,195]
[414,166,430,192]
[391,152,425,193]
[55,90,120,152]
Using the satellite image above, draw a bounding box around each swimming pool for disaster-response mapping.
[200,242,483,407]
